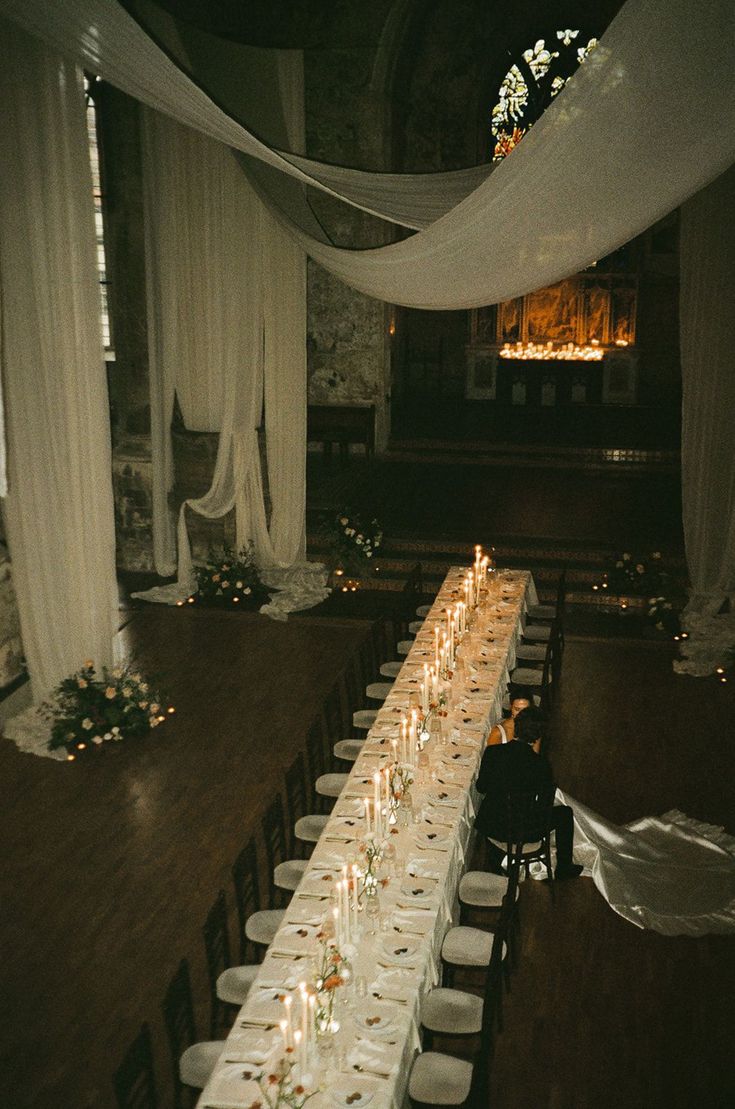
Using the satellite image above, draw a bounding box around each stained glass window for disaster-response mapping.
[491,30,598,161]
[84,75,112,351]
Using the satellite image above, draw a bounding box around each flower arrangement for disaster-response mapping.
[324,510,383,579]
[189,543,270,609]
[357,834,389,896]
[593,550,668,598]
[246,1053,314,1109]
[312,931,350,1035]
[45,661,173,760]
[593,550,687,634]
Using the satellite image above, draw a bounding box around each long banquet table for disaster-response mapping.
[198,568,537,1109]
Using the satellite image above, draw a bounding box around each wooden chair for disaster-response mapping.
[113,1023,158,1109]
[509,621,559,712]
[524,569,567,654]
[162,959,223,1107]
[231,841,285,964]
[262,794,308,905]
[286,749,328,849]
[489,787,556,900]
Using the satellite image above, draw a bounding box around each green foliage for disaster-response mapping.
[322,509,383,577]
[193,544,270,608]
[44,661,171,757]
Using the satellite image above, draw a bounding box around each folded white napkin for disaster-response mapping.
[200,1062,263,1109]
[347,1037,396,1072]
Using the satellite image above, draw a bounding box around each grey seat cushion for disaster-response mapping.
[295,814,328,842]
[316,772,349,797]
[245,908,284,946]
[353,709,378,730]
[416,604,432,618]
[515,644,547,662]
[442,925,494,967]
[366,681,393,701]
[216,963,259,1005]
[408,1051,473,1105]
[380,660,403,678]
[274,859,308,891]
[421,987,483,1035]
[458,870,510,908]
[523,623,552,641]
[333,738,365,762]
[397,639,414,656]
[509,666,545,685]
[180,1040,224,1089]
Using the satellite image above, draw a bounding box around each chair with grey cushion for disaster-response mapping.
[262,795,308,905]
[113,1023,158,1109]
[410,921,505,1106]
[162,958,223,1107]
[509,622,559,712]
[487,786,556,899]
[231,841,284,964]
[527,568,566,627]
[286,750,328,848]
[203,890,259,1037]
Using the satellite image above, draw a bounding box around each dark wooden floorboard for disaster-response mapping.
[1,615,733,1107]
[0,608,369,1109]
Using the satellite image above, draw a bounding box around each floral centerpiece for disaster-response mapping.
[593,550,668,600]
[593,550,686,632]
[312,931,350,1036]
[246,1053,315,1109]
[190,543,270,609]
[323,509,383,581]
[45,661,173,760]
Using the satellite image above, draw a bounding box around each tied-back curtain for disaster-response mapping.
[0,18,117,702]
[675,165,735,676]
[141,106,265,582]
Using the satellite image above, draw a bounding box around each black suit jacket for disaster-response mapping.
[474,741,554,840]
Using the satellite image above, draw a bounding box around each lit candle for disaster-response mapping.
[364,797,371,835]
[422,663,429,714]
[401,716,407,764]
[351,864,359,933]
[384,765,391,813]
[332,905,340,948]
[283,994,293,1049]
[280,1019,289,1053]
[373,771,381,836]
[294,1028,303,1074]
[299,983,308,1056]
[391,737,398,765]
[434,624,440,663]
[308,993,317,1047]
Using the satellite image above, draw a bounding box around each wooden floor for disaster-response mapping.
[0,608,369,1109]
[1,614,733,1107]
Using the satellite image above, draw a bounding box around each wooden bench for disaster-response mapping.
[307,404,375,461]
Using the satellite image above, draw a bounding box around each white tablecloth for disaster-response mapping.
[197,568,536,1109]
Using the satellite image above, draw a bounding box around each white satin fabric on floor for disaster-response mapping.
[560,790,735,936]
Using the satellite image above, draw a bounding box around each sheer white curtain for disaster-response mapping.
[0,20,117,714]
[139,106,266,586]
[136,103,319,615]
[2,0,734,309]
[675,165,735,676]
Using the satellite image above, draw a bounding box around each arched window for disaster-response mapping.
[84,74,113,351]
[491,29,597,161]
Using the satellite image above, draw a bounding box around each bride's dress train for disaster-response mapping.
[555,789,735,936]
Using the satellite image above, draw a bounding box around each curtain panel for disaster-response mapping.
[0,19,117,703]
[675,165,735,676]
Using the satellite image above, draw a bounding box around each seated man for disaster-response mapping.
[475,707,583,880]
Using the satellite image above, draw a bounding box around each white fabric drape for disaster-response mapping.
[674,165,735,676]
[0,19,117,707]
[136,97,321,615]
[559,791,735,936]
[140,107,267,584]
[2,0,734,310]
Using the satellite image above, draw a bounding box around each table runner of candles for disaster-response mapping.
[198,561,537,1109]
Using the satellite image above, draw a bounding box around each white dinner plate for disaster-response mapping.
[380,937,420,963]
[353,1007,398,1037]
[331,1083,375,1107]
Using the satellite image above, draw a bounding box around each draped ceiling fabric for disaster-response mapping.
[0,21,117,711]
[674,165,735,677]
[1,0,733,308]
